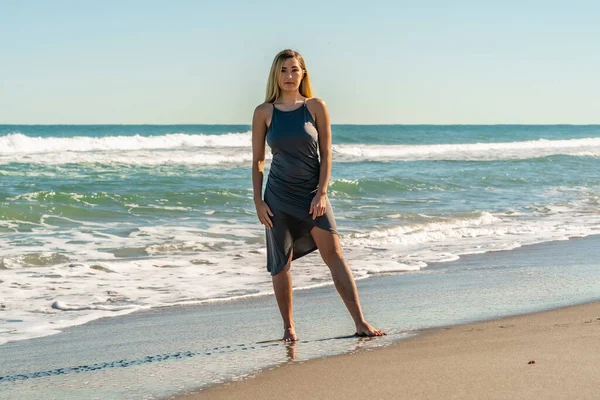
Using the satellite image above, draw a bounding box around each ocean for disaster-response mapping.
[1,124,600,346]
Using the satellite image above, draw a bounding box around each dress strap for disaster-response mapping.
[303,97,308,120]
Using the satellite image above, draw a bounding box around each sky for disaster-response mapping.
[1,0,599,124]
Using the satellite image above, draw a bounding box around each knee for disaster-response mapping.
[320,247,344,266]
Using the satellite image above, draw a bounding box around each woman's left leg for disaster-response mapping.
[309,226,384,336]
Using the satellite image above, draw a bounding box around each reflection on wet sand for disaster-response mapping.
[285,341,297,361]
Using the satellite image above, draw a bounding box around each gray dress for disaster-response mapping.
[264,98,338,276]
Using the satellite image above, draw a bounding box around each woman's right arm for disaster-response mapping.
[252,104,274,228]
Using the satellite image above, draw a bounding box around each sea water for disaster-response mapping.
[1,124,600,345]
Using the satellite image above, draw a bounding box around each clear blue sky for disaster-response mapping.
[1,0,599,124]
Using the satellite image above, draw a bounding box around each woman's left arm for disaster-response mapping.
[309,98,332,219]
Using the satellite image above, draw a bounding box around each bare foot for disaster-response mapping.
[283,326,297,342]
[355,321,385,337]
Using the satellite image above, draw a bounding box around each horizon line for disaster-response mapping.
[2,123,600,127]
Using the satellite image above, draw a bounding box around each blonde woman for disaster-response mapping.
[252,49,384,342]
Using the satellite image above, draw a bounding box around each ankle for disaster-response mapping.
[284,323,295,330]
[354,319,367,327]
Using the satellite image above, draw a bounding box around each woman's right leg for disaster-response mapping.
[272,250,296,341]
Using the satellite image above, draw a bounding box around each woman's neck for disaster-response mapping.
[276,91,304,104]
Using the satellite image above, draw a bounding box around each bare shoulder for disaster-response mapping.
[307,97,329,125]
[254,102,272,116]
[253,102,273,128]
[307,97,327,111]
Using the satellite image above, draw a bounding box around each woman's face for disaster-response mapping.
[278,57,304,92]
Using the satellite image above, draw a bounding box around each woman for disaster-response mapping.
[251,49,384,342]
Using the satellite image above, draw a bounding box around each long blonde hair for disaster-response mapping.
[265,49,313,103]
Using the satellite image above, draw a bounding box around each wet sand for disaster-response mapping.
[179,300,600,399]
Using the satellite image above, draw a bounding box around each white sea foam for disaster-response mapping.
[0,132,252,154]
[1,134,600,165]
[331,137,600,161]
[2,192,600,345]
[51,300,136,311]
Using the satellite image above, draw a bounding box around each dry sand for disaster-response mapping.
[177,300,600,400]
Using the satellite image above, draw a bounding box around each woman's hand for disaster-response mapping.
[254,199,274,229]
[309,193,327,220]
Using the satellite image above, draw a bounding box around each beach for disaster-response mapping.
[180,300,600,400]
[1,124,600,399]
[1,235,599,399]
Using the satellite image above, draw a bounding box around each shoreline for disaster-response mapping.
[4,232,600,348]
[2,234,600,399]
[176,299,600,399]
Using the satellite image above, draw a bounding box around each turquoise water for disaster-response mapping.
[1,124,600,344]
